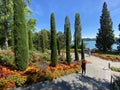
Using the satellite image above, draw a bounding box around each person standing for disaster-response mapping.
[88,48,91,56]
[81,59,86,75]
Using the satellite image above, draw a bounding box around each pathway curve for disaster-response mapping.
[16,54,120,90]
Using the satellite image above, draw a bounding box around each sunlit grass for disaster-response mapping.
[111,67,120,72]
[104,54,120,58]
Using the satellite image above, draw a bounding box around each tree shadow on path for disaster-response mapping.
[74,73,111,90]
[16,73,111,90]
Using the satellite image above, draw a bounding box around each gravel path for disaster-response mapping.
[15,54,120,90]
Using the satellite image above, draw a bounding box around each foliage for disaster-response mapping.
[46,61,81,80]
[29,52,41,63]
[57,38,60,55]
[74,13,82,47]
[64,16,71,65]
[117,24,120,51]
[33,32,39,50]
[6,74,27,87]
[27,19,36,50]
[39,30,49,53]
[64,17,71,42]
[81,40,85,60]
[74,13,82,61]
[0,0,13,49]
[28,30,33,50]
[57,31,66,55]
[0,56,82,89]
[96,2,115,51]
[24,62,81,81]
[50,13,57,67]
[13,0,29,71]
[111,67,120,72]
[0,0,35,50]
[33,30,50,51]
[58,55,66,61]
[27,18,36,31]
[0,65,27,89]
[0,50,14,66]
[113,78,120,90]
[92,52,120,62]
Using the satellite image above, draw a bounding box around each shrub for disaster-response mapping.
[6,74,27,87]
[0,50,14,66]
[58,55,66,61]
[111,67,120,72]
[40,53,50,61]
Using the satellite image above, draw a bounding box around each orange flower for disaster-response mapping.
[8,50,14,56]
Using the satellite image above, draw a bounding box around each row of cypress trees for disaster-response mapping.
[13,1,116,70]
[50,13,84,67]
[13,0,83,70]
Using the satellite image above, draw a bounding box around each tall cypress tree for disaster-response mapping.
[64,17,71,43]
[28,30,33,50]
[96,2,115,51]
[57,39,60,55]
[41,33,45,53]
[64,16,71,65]
[74,13,82,61]
[81,40,85,60]
[50,12,57,67]
[13,0,29,71]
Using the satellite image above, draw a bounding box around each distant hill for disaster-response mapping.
[82,38,96,41]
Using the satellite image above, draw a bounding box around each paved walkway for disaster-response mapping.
[16,54,120,90]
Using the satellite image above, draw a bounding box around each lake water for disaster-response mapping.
[83,40,118,50]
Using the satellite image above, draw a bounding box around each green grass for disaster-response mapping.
[96,51,120,58]
[105,54,120,58]
[111,67,120,72]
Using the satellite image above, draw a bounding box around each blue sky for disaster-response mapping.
[29,0,120,38]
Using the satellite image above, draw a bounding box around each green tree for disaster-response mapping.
[117,24,120,51]
[64,17,71,43]
[96,2,115,51]
[57,31,66,55]
[27,19,36,50]
[13,0,29,71]
[0,0,13,49]
[33,30,50,51]
[57,38,60,55]
[40,30,48,53]
[50,13,57,67]
[28,30,33,50]
[74,13,82,61]
[81,40,85,60]
[64,16,71,65]
[33,32,39,50]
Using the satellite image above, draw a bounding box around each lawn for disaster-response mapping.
[111,67,120,72]
[92,51,120,62]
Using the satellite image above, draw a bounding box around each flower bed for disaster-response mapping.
[0,61,81,89]
[0,50,93,89]
[92,53,120,62]
[0,65,26,89]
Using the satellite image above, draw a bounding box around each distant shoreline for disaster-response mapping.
[82,37,118,41]
[83,38,96,41]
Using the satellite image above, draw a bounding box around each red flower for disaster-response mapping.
[11,84,16,88]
